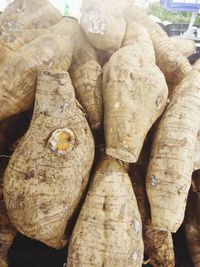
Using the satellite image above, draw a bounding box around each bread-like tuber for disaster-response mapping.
[146,65,200,232]
[0,0,61,35]
[103,22,168,163]
[67,155,144,267]
[3,71,94,249]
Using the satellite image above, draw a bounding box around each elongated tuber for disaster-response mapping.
[103,22,168,163]
[70,35,103,130]
[67,155,144,267]
[130,152,175,267]
[170,37,196,58]
[82,0,191,86]
[3,71,94,249]
[0,0,61,35]
[123,4,192,86]
[146,65,200,232]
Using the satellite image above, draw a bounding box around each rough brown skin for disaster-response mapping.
[0,0,61,35]
[80,7,126,53]
[67,155,144,267]
[0,162,16,267]
[184,187,200,267]
[170,37,196,58]
[0,28,47,62]
[70,35,103,130]
[103,22,168,163]
[130,143,175,267]
[146,66,200,232]
[3,71,94,249]
[0,18,80,121]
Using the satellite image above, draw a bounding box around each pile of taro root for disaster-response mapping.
[0,0,200,266]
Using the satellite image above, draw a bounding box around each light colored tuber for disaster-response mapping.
[3,71,94,249]
[103,22,168,163]
[67,155,144,267]
[146,64,200,232]
[82,0,191,86]
[170,37,196,58]
[0,18,103,130]
[80,8,126,53]
[0,28,47,62]
[123,4,192,86]
[130,159,175,267]
[70,35,103,130]
[0,0,61,35]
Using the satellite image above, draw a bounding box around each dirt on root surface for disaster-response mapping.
[8,225,193,267]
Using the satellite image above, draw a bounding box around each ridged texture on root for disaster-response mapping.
[3,71,94,249]
[70,39,103,130]
[130,142,175,267]
[124,4,192,86]
[67,155,144,267]
[146,68,200,232]
[103,22,168,163]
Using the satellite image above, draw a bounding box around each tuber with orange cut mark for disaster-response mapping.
[3,71,94,249]
[103,21,168,163]
[67,155,144,267]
